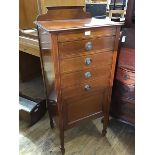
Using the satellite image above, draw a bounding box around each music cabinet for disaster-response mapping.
[35,6,122,154]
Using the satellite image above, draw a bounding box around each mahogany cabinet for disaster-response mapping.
[35,6,122,154]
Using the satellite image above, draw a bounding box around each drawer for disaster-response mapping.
[115,98,135,124]
[58,27,116,42]
[59,36,115,58]
[118,48,135,70]
[114,80,135,100]
[61,66,111,88]
[60,51,113,73]
[62,78,109,99]
[116,67,135,85]
[63,91,104,126]
[111,96,135,124]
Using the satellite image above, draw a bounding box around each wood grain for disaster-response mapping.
[118,48,135,70]
[40,0,85,14]
[19,43,40,57]
[102,26,121,135]
[62,80,109,99]
[61,66,111,88]
[64,92,103,126]
[37,6,90,21]
[116,67,135,86]
[44,0,85,7]
[19,30,40,57]
[38,28,55,97]
[58,27,116,42]
[36,19,123,32]
[59,36,115,58]
[19,0,38,29]
[60,51,113,74]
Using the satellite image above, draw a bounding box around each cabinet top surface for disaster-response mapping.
[35,17,123,32]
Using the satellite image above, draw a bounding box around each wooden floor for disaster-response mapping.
[19,113,135,155]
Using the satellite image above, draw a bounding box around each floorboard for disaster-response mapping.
[19,113,135,155]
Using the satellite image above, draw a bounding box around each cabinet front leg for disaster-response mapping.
[102,112,109,136]
[60,124,65,154]
[59,105,65,154]
[50,119,54,129]
[102,89,111,136]
[47,101,55,129]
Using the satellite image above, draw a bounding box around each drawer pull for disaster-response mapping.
[84,85,91,91]
[84,72,91,78]
[85,58,92,65]
[123,74,130,80]
[85,42,93,51]
[34,108,38,112]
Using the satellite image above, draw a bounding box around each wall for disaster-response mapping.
[40,0,85,13]
[19,0,85,29]
[19,0,38,29]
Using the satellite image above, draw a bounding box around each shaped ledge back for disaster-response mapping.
[37,6,91,21]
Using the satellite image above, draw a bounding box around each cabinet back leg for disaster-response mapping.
[60,129,65,154]
[102,113,109,136]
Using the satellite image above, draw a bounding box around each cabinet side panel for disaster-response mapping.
[38,28,55,98]
[103,26,121,123]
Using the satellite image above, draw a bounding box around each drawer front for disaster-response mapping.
[118,48,135,70]
[59,36,115,58]
[116,67,135,85]
[64,92,104,126]
[60,51,113,73]
[62,79,109,99]
[61,66,111,88]
[114,80,135,100]
[58,27,116,42]
[111,95,135,124]
[115,98,135,124]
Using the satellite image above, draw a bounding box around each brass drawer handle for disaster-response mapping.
[123,74,130,80]
[84,72,91,79]
[84,85,91,91]
[85,58,92,65]
[34,108,38,112]
[85,42,93,51]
